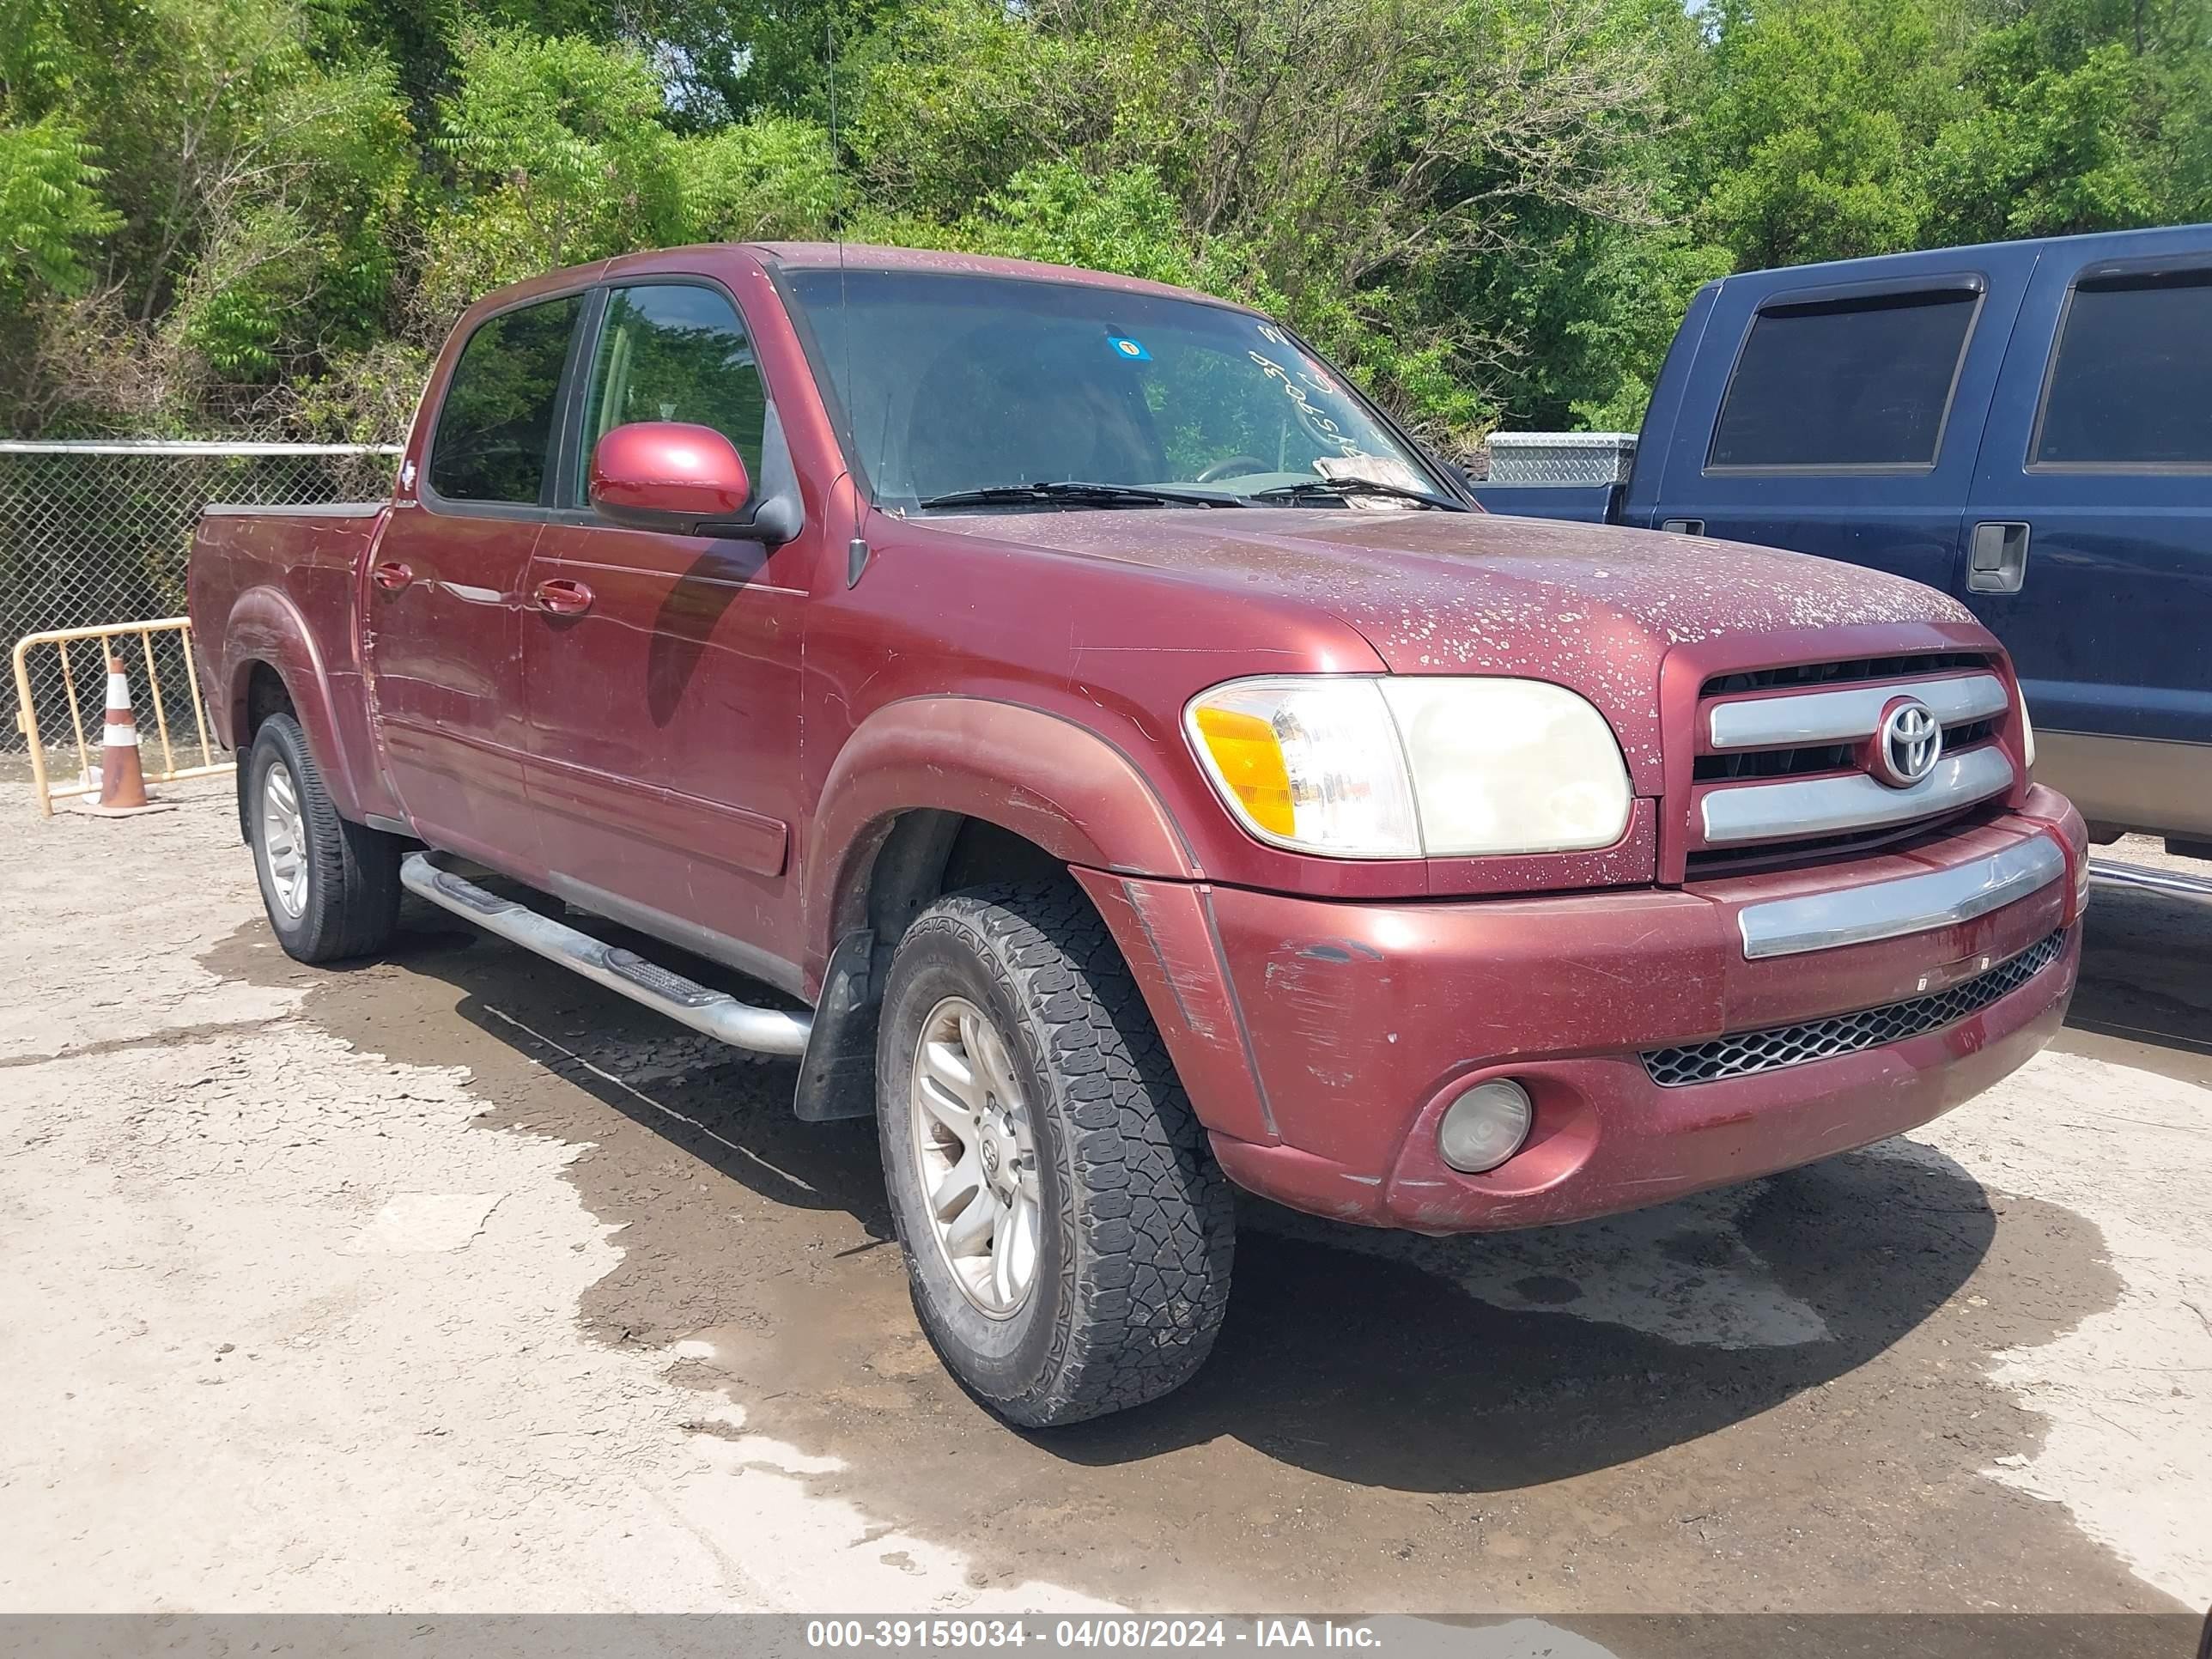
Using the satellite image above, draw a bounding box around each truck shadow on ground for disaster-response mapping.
[2059,877,2212,1075]
[206,878,2194,1605]
[1050,1150,2001,1491]
[219,897,2021,1494]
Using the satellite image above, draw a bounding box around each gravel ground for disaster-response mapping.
[0,777,2206,1622]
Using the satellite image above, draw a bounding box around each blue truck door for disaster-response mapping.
[1650,252,2031,595]
[1962,228,2212,840]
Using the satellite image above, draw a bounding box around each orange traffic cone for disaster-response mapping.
[97,653,151,811]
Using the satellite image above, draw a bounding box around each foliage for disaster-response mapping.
[677,116,840,242]
[422,27,688,322]
[1696,0,2211,269]
[0,0,2205,442]
[0,116,122,299]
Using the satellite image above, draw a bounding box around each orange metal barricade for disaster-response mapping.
[10,617,230,816]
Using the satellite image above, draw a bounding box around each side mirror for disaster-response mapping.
[589,422,752,535]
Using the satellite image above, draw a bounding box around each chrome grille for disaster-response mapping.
[1701,652,1990,696]
[1691,655,2016,863]
[1641,929,2066,1087]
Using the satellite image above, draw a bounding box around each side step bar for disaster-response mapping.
[399,852,812,1057]
[2088,856,2212,901]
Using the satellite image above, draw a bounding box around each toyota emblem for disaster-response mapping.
[1873,697,1943,787]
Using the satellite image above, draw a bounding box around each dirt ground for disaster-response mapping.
[1,775,2207,1621]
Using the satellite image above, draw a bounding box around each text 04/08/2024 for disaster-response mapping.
[804,1622,1389,1650]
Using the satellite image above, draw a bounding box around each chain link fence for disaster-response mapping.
[2,441,399,769]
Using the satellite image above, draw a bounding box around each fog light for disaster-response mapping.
[1437,1079,1533,1174]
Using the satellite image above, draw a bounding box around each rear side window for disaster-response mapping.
[2034,271,2212,467]
[428,295,582,505]
[1709,289,1978,470]
[577,283,768,491]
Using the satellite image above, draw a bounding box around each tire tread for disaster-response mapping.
[250,714,400,963]
[894,880,1234,1426]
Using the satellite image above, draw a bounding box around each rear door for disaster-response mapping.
[367,291,585,871]
[1650,254,2031,595]
[1962,232,2212,836]
[521,278,812,988]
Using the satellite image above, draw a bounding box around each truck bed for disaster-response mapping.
[186,500,391,818]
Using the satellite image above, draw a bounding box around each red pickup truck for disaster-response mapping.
[190,243,2087,1426]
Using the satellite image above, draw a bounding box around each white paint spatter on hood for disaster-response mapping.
[1254,1184,1831,1352]
[1872,1046,2212,1607]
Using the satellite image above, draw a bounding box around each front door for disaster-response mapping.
[522,280,811,988]
[1961,233,2212,836]
[366,292,583,871]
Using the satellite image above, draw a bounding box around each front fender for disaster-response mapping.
[222,586,368,822]
[804,696,1291,1146]
[806,695,1202,952]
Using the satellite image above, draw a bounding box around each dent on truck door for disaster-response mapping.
[1657,263,2025,594]
[523,280,809,986]
[1963,240,2212,838]
[368,294,581,872]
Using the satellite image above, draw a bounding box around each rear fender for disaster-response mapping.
[222,586,367,822]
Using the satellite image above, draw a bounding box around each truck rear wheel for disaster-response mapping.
[877,881,1235,1426]
[246,714,400,963]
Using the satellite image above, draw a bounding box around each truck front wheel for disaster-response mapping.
[877,882,1235,1426]
[246,714,400,963]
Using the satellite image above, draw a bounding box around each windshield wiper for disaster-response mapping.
[1245,477,1468,512]
[915,481,1245,510]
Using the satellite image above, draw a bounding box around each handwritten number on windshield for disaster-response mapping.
[1249,349,1363,459]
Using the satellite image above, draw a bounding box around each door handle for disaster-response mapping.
[1660,519,1705,536]
[371,561,414,592]
[534,577,594,617]
[1967,521,2031,594]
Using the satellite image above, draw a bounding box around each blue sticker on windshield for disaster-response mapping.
[1107,334,1150,362]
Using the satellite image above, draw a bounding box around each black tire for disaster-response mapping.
[246,713,400,963]
[877,880,1235,1427]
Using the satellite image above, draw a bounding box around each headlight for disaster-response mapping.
[1184,678,1420,857]
[2018,687,2037,770]
[1185,676,1632,860]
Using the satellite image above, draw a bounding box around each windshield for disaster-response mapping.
[782,268,1447,509]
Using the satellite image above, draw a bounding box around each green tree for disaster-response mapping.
[422,27,688,325]
[1922,0,2212,243]
[3,0,2207,443]
[0,114,121,299]
[1697,0,1952,267]
[677,115,840,240]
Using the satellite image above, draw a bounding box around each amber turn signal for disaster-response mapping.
[1190,705,1296,838]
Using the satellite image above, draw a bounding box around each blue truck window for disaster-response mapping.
[1708,289,1978,470]
[2033,270,2212,469]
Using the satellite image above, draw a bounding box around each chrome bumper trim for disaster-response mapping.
[1708,672,2009,750]
[1701,744,2015,845]
[1737,833,2066,959]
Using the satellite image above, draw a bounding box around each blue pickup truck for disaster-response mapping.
[1474,222,2211,853]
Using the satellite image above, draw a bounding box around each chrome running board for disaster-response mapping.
[399,852,812,1056]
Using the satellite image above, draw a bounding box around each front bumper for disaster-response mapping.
[1078,786,2086,1233]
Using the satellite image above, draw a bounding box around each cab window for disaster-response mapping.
[577,284,768,495]
[2034,270,2212,468]
[1709,289,1978,470]
[428,295,582,505]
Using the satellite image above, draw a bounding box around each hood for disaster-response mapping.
[939,506,1975,669]
[932,506,1985,793]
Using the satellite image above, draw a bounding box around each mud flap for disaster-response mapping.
[793,927,881,1121]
